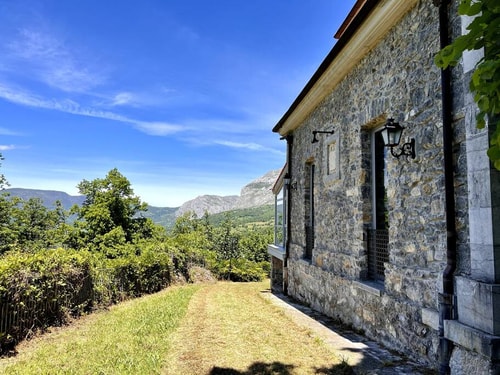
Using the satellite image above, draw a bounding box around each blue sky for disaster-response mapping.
[0,0,355,207]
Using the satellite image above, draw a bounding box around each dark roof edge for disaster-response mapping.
[272,0,380,133]
[335,0,368,39]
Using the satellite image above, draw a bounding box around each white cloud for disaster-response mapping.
[0,144,16,151]
[110,92,136,106]
[5,28,105,93]
[134,122,185,136]
[214,140,285,156]
[0,83,186,136]
[0,127,22,136]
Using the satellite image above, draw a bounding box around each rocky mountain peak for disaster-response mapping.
[176,169,280,217]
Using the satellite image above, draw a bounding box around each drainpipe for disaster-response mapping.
[283,135,293,295]
[434,0,457,374]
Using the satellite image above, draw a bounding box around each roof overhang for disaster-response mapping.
[273,0,420,136]
[271,164,287,195]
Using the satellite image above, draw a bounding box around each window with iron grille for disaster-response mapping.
[367,229,389,281]
[304,162,315,259]
[367,129,389,281]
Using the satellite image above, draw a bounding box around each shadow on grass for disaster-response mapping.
[209,361,355,375]
[209,361,294,374]
[314,362,356,374]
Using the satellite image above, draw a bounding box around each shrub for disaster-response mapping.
[0,248,96,352]
[0,243,176,353]
[213,259,268,282]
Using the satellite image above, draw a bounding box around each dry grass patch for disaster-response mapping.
[164,281,346,375]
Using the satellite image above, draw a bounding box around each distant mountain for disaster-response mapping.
[140,206,178,229]
[2,169,281,229]
[2,187,179,227]
[238,169,280,209]
[176,169,280,218]
[176,195,240,218]
[3,188,86,210]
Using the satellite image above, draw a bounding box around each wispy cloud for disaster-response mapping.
[0,127,23,136]
[134,122,184,136]
[214,140,285,156]
[110,92,136,106]
[0,83,185,136]
[0,145,16,151]
[5,28,105,93]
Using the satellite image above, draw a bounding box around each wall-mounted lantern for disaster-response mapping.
[283,174,297,190]
[311,130,335,144]
[380,118,416,159]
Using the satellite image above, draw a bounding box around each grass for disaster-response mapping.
[1,281,350,375]
[163,281,347,374]
[0,285,199,375]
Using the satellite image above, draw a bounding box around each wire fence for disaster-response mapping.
[0,268,122,352]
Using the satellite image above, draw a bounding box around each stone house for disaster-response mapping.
[267,0,499,373]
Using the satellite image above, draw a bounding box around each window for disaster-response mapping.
[274,186,286,247]
[304,162,315,259]
[367,130,389,281]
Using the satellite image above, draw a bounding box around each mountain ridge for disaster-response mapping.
[3,169,280,227]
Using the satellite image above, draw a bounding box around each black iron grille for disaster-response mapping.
[367,229,389,281]
[305,225,314,259]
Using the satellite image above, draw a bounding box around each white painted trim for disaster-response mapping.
[268,244,285,260]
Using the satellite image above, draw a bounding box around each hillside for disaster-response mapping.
[176,169,279,217]
[2,188,85,209]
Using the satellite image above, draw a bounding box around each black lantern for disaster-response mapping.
[380,118,416,159]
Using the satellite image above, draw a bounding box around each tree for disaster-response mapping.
[14,198,59,250]
[212,213,241,279]
[0,193,18,253]
[71,168,154,253]
[0,153,8,190]
[435,0,500,168]
[238,226,272,263]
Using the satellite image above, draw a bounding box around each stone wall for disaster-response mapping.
[285,0,462,366]
[270,256,284,293]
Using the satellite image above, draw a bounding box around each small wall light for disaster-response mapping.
[284,175,290,186]
[380,118,416,159]
[311,130,334,144]
[283,174,297,190]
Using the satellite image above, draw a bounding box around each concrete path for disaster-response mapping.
[261,291,436,374]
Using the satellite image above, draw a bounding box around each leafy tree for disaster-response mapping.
[14,198,58,250]
[0,193,19,253]
[71,168,155,254]
[435,0,500,168]
[168,212,213,273]
[212,213,241,279]
[0,153,8,190]
[238,226,272,263]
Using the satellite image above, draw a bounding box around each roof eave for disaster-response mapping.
[273,0,419,135]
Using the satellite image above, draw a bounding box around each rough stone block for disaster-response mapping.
[421,308,439,331]
[456,276,500,335]
[445,319,500,361]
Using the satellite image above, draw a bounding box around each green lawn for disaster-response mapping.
[1,281,349,375]
[1,285,199,375]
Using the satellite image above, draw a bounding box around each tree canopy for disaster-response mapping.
[435,0,500,169]
[71,168,156,254]
[0,153,8,190]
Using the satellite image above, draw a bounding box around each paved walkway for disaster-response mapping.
[262,291,436,375]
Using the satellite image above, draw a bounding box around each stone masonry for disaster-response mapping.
[273,1,500,373]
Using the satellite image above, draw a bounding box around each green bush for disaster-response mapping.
[0,244,175,353]
[0,248,95,351]
[104,246,173,300]
[213,259,268,282]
